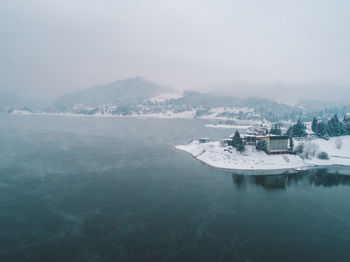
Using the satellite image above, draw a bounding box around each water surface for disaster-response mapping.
[0,114,350,262]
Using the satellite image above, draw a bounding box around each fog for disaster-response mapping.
[1,0,350,105]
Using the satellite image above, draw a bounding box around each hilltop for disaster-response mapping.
[54,76,175,107]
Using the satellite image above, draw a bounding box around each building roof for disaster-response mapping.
[269,135,289,140]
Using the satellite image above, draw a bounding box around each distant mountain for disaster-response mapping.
[54,76,174,107]
[297,99,345,112]
[49,77,305,121]
[169,91,289,108]
[13,76,349,122]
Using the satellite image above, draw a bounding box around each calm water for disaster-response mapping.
[0,114,350,262]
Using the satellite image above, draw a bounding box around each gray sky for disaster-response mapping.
[1,0,350,104]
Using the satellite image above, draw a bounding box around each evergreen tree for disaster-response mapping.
[236,140,245,152]
[232,130,241,148]
[290,119,307,138]
[232,130,245,152]
[316,121,328,138]
[343,116,350,135]
[285,126,292,137]
[289,136,294,152]
[327,114,343,136]
[270,123,282,135]
[256,140,267,152]
[311,117,318,133]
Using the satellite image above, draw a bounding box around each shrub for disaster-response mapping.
[305,142,319,158]
[256,140,267,151]
[317,151,329,160]
[295,143,304,155]
[335,138,342,149]
[236,141,245,153]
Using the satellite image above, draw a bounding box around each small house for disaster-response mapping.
[199,137,210,143]
[246,125,269,136]
[220,138,233,147]
[243,134,289,154]
[244,135,257,145]
[266,135,289,154]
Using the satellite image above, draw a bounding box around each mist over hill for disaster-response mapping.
[49,77,297,119]
[54,76,174,107]
[6,76,350,123]
[53,77,291,109]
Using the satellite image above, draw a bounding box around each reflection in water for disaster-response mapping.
[232,168,350,190]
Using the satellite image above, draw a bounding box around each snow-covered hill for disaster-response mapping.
[54,76,174,107]
[8,76,350,123]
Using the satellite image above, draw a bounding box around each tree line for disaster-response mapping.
[311,114,350,138]
[231,114,349,153]
[286,114,350,139]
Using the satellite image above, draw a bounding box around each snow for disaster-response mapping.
[149,93,183,102]
[201,107,252,116]
[138,110,195,119]
[176,141,305,171]
[10,105,263,121]
[296,136,350,167]
[176,136,350,172]
[197,107,260,121]
[205,124,252,129]
[11,110,33,115]
[11,109,196,119]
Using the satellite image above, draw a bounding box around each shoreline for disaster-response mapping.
[7,111,266,122]
[179,147,348,173]
[175,138,350,174]
[176,145,311,172]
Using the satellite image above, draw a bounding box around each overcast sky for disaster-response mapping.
[1,0,350,104]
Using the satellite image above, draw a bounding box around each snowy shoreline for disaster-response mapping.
[9,110,196,119]
[205,124,252,129]
[8,108,266,121]
[9,111,271,125]
[176,137,350,173]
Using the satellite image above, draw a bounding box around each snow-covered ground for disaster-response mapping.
[10,105,263,121]
[297,136,350,167]
[11,110,34,115]
[11,109,197,119]
[149,93,183,103]
[136,110,196,119]
[11,109,260,121]
[205,124,252,129]
[176,136,350,171]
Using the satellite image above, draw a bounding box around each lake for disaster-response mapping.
[0,114,350,262]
